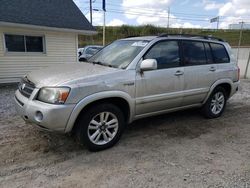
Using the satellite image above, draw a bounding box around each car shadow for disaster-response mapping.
[124,108,215,140]
[34,107,233,154]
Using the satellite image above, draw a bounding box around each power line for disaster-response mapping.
[106,9,210,22]
[106,9,250,23]
[93,2,214,17]
[92,1,250,19]
[106,9,208,21]
[84,10,89,15]
[85,1,250,25]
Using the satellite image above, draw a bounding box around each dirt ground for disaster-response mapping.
[0,80,250,188]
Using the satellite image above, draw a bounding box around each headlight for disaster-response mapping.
[37,87,70,104]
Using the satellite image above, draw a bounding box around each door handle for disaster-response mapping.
[209,66,216,72]
[175,70,184,76]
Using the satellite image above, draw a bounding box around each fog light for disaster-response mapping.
[35,111,43,122]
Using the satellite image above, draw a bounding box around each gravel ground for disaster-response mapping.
[0,80,250,188]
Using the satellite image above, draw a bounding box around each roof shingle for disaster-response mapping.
[0,0,95,32]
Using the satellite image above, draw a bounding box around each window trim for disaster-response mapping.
[208,42,230,64]
[203,42,214,64]
[3,33,46,55]
[142,39,182,70]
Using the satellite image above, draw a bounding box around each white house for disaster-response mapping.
[229,23,250,30]
[0,0,96,83]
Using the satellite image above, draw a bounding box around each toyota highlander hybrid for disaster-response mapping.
[15,34,240,151]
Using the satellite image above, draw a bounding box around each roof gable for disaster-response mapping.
[0,0,95,32]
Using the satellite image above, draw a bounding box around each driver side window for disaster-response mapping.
[144,41,180,69]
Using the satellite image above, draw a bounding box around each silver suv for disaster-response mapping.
[15,35,240,151]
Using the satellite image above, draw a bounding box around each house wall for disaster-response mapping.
[0,26,78,83]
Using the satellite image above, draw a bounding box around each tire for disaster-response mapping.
[75,103,125,151]
[202,86,227,119]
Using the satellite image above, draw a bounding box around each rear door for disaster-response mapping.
[209,42,233,81]
[181,40,218,106]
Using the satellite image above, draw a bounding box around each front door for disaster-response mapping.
[135,40,184,116]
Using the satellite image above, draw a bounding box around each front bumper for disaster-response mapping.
[14,89,75,132]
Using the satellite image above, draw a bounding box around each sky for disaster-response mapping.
[73,0,250,29]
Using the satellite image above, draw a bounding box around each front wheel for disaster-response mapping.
[202,87,227,118]
[75,103,125,151]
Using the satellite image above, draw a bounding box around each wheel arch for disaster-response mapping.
[64,91,134,133]
[203,79,233,104]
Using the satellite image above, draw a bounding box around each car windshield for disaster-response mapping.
[85,47,102,55]
[89,40,149,69]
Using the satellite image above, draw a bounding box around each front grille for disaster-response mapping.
[18,77,36,98]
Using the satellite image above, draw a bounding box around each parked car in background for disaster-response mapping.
[15,35,239,151]
[78,45,103,61]
[78,47,85,57]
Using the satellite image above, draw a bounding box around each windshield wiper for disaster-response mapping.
[91,61,104,65]
[91,61,116,68]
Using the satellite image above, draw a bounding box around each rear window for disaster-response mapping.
[210,43,230,63]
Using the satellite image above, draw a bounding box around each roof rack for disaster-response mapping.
[157,33,225,42]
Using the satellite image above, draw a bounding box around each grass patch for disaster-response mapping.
[79,25,250,47]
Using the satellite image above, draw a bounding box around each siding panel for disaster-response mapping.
[0,26,78,83]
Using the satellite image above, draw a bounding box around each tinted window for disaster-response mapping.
[5,34,25,52]
[5,34,44,53]
[182,41,206,66]
[204,43,213,64]
[210,43,229,63]
[144,41,180,69]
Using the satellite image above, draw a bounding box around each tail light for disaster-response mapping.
[237,66,240,81]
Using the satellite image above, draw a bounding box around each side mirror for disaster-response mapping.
[140,59,157,72]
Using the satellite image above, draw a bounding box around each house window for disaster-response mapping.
[4,34,45,53]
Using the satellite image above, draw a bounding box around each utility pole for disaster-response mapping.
[102,0,106,46]
[217,16,219,30]
[90,0,92,24]
[167,7,170,28]
[93,8,105,46]
[237,21,244,64]
[103,10,106,46]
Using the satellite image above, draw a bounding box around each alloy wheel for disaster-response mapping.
[210,91,225,115]
[87,112,119,145]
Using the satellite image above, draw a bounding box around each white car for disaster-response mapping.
[78,45,103,61]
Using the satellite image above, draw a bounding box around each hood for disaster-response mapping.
[27,63,119,87]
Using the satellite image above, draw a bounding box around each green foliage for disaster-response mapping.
[79,25,250,47]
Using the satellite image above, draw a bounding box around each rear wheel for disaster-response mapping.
[75,103,125,151]
[202,87,227,118]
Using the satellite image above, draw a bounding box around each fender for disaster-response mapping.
[64,90,135,133]
[202,78,234,104]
